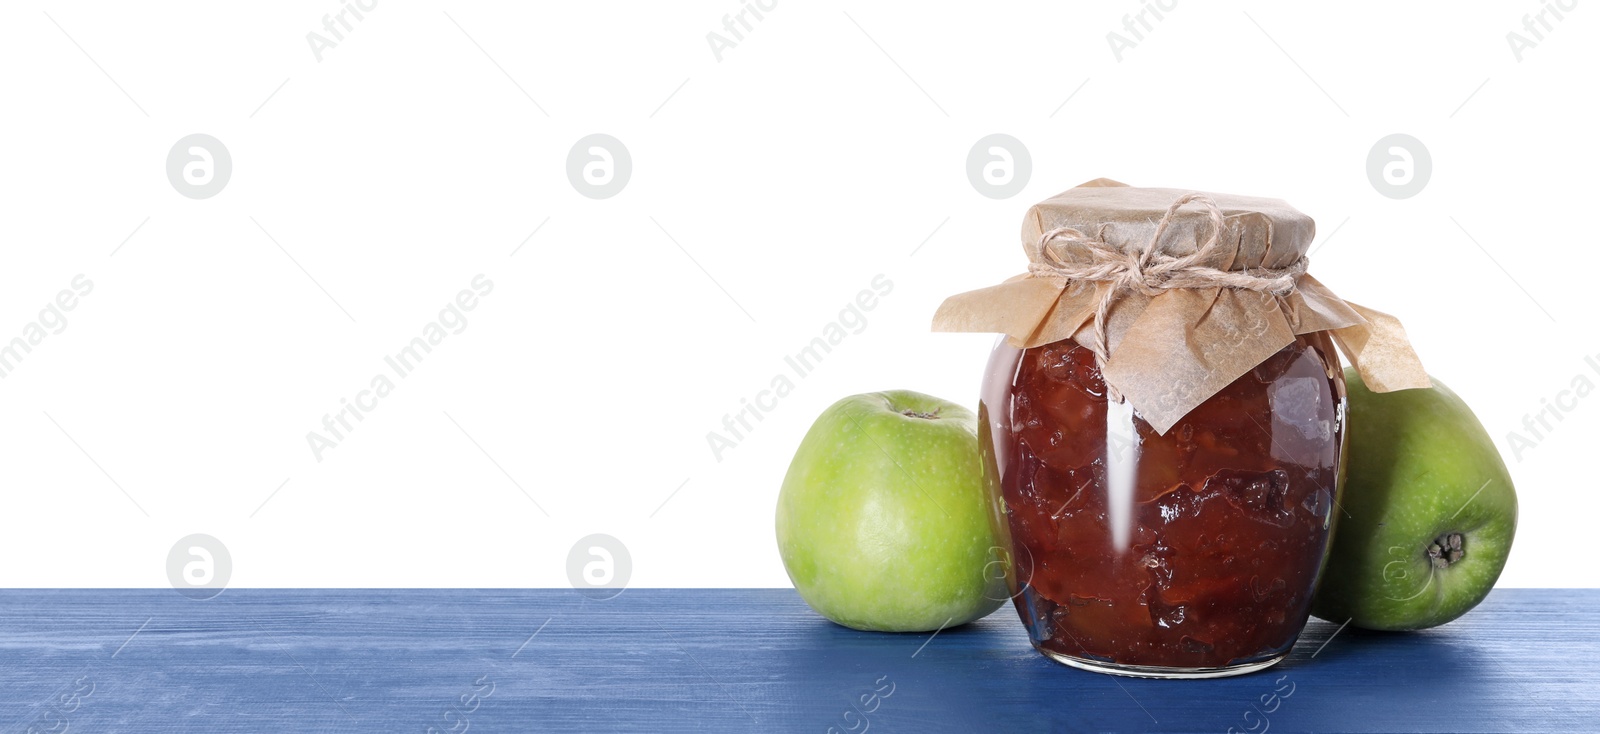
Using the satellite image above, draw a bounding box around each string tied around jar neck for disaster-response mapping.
[1025,193,1309,402]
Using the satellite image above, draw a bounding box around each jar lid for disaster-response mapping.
[934,179,1430,434]
[1023,178,1313,272]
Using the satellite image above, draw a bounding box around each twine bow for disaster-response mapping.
[1025,193,1308,399]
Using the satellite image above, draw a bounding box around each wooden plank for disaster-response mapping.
[0,589,1593,732]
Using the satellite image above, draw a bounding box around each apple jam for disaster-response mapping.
[979,332,1346,675]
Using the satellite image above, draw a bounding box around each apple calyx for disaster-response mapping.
[1427,532,1465,569]
[900,409,942,420]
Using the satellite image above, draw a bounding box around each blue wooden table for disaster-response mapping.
[0,589,1593,733]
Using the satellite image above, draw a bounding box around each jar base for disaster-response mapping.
[1036,647,1289,679]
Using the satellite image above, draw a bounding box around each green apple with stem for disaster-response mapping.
[1312,368,1518,631]
[776,390,1005,632]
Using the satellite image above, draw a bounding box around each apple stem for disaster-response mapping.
[1427,532,1465,569]
[900,409,941,420]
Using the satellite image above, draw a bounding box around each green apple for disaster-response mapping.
[1312,368,1518,631]
[776,390,1005,632]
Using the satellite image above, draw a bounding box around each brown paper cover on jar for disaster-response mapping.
[932,179,1430,434]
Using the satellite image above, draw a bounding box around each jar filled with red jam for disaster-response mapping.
[980,332,1345,677]
[936,181,1429,678]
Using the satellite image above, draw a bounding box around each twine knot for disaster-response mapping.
[1025,193,1308,399]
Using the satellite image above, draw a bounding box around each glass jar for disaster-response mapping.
[979,331,1346,678]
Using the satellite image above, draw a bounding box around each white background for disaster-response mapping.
[0,1,1593,589]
